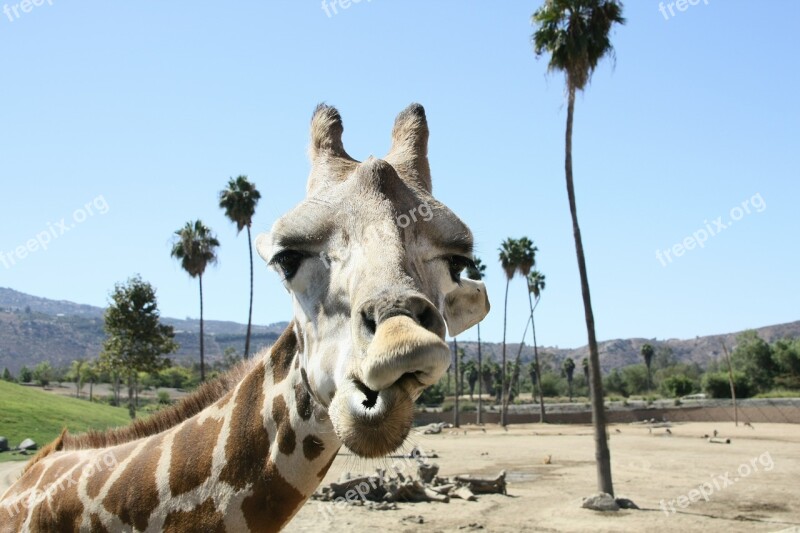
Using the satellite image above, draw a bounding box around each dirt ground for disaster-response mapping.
[288,422,800,533]
[1,423,798,532]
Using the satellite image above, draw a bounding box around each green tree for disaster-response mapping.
[83,361,99,402]
[773,338,800,389]
[498,238,520,426]
[464,359,479,401]
[532,0,625,496]
[19,365,32,383]
[219,175,262,359]
[703,371,753,399]
[661,375,695,398]
[731,330,776,392]
[527,269,547,420]
[528,361,538,401]
[641,343,655,391]
[101,275,178,417]
[2,368,13,382]
[621,365,649,396]
[466,257,487,424]
[563,357,576,401]
[33,361,52,387]
[66,359,86,398]
[171,220,220,382]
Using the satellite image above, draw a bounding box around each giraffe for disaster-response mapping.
[0,103,490,532]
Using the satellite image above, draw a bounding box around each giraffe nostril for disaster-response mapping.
[361,311,377,336]
[354,380,379,409]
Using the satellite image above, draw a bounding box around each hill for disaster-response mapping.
[0,287,797,375]
[0,380,131,462]
[0,287,287,373]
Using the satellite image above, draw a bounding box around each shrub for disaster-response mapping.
[417,382,445,406]
[703,371,753,399]
[157,390,171,405]
[661,375,695,398]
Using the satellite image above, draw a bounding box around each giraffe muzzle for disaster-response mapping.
[330,315,450,458]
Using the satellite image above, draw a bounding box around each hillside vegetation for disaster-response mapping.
[0,380,131,462]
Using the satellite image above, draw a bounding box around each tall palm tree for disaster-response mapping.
[171,220,220,382]
[532,0,625,496]
[453,337,460,428]
[498,238,520,426]
[641,343,655,391]
[219,175,262,358]
[527,269,547,422]
[563,357,576,401]
[466,257,486,424]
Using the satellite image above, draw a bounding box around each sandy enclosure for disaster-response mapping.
[288,422,800,533]
[0,422,797,532]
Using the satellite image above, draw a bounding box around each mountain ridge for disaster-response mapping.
[0,287,797,374]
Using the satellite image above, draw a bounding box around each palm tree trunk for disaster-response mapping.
[89,380,93,402]
[476,324,483,425]
[127,372,135,419]
[506,315,531,418]
[500,278,511,427]
[453,338,460,428]
[565,84,613,495]
[527,292,546,424]
[199,274,206,383]
[245,225,254,358]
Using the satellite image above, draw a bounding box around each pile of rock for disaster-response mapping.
[0,437,37,455]
[312,459,506,508]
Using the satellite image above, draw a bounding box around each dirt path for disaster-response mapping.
[0,461,25,496]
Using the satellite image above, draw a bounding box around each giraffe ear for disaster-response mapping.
[384,103,432,193]
[443,278,490,337]
[307,104,357,195]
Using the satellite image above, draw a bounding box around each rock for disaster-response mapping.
[0,436,8,452]
[401,515,424,524]
[18,438,37,451]
[582,493,620,512]
[615,497,640,510]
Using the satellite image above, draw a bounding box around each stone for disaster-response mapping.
[615,497,640,510]
[581,493,620,512]
[18,438,37,451]
[0,436,9,452]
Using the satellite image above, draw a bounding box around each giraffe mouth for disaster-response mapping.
[329,375,421,458]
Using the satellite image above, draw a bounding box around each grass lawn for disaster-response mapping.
[0,381,131,462]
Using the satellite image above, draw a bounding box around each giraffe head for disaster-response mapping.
[256,104,489,458]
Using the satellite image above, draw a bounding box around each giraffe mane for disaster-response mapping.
[24,352,265,472]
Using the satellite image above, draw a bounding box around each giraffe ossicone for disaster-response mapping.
[0,103,490,532]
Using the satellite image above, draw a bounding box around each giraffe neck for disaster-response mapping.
[0,325,341,533]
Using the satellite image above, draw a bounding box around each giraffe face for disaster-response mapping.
[256,105,490,458]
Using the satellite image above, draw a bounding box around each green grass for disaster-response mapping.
[0,381,131,462]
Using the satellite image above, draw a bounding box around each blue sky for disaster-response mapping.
[1,1,797,350]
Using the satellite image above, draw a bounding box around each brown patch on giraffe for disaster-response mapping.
[90,514,109,533]
[162,497,225,533]
[317,452,338,479]
[86,442,136,499]
[270,325,297,383]
[169,416,223,496]
[241,460,306,532]
[29,460,84,532]
[272,395,296,456]
[293,320,305,354]
[102,434,164,531]
[294,379,312,421]
[219,363,270,491]
[302,434,325,461]
[216,389,233,409]
[35,453,81,490]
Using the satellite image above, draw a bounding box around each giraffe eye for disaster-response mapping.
[270,250,306,281]
[447,256,474,284]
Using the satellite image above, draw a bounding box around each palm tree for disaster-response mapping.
[641,343,655,391]
[466,257,486,423]
[528,361,538,401]
[527,269,547,422]
[498,238,520,426]
[532,0,625,496]
[171,220,220,382]
[563,357,576,401]
[582,357,589,383]
[453,337,460,428]
[219,175,262,358]
[464,360,478,401]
